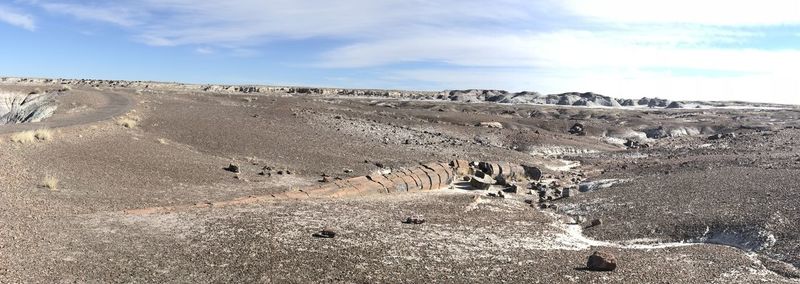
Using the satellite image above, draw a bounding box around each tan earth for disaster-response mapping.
[0,79,799,283]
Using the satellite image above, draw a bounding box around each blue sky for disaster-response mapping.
[1,1,800,103]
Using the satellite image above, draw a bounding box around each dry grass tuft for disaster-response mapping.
[34,129,52,141]
[117,118,137,128]
[10,129,54,143]
[42,176,59,191]
[10,131,36,143]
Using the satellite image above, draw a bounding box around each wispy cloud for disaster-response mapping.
[38,2,140,27]
[10,0,800,103]
[0,5,35,31]
[560,0,800,26]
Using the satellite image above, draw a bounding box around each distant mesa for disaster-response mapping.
[1,77,787,109]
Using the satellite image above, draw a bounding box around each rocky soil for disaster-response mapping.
[0,78,798,283]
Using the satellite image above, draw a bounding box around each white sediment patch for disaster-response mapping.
[543,159,581,172]
[578,179,626,193]
[696,226,778,252]
[541,212,696,250]
[0,92,59,124]
[529,146,599,157]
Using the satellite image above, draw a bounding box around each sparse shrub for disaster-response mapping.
[10,131,36,143]
[117,118,137,128]
[34,129,52,141]
[42,176,59,191]
[10,129,53,143]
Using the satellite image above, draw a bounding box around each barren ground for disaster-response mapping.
[1,83,799,283]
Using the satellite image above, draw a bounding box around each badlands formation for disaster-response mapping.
[0,77,799,283]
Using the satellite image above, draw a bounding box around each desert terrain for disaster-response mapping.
[0,77,798,283]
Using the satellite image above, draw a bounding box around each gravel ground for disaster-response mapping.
[0,83,798,283]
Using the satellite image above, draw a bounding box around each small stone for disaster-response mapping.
[344,169,353,173]
[225,163,240,173]
[587,251,617,271]
[476,121,504,129]
[402,216,426,224]
[314,227,336,238]
[548,204,559,211]
[569,123,586,136]
[590,219,603,227]
[575,216,586,224]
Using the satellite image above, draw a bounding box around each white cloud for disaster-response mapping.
[31,0,541,46]
[195,47,214,55]
[0,5,35,31]
[19,0,800,103]
[321,29,800,73]
[38,2,140,27]
[560,0,800,26]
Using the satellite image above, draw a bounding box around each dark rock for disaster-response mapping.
[666,101,685,109]
[587,251,617,271]
[522,165,542,181]
[313,227,336,238]
[590,219,603,227]
[708,133,736,140]
[224,163,240,173]
[623,139,649,149]
[402,216,426,224]
[569,123,586,136]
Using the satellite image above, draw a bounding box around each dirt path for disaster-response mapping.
[0,89,134,134]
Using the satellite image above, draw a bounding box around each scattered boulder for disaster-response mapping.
[402,216,426,224]
[590,219,603,227]
[313,227,337,238]
[224,163,240,173]
[623,139,649,149]
[708,133,736,140]
[587,251,617,271]
[521,165,543,181]
[477,121,504,129]
[569,123,586,136]
[469,175,495,190]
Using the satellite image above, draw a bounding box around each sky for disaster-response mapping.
[1,1,800,104]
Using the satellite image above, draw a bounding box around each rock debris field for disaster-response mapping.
[0,77,799,283]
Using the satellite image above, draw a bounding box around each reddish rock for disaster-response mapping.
[587,251,617,271]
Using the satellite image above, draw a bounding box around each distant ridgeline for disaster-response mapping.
[0,77,777,109]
